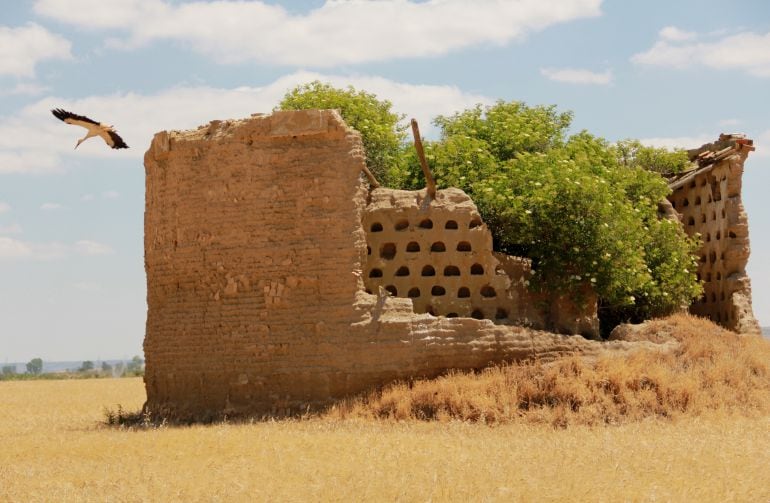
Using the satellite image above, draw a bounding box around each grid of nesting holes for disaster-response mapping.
[671,178,733,325]
[365,216,510,322]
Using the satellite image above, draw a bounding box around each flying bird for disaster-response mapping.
[51,108,129,150]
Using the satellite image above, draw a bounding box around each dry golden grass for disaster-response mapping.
[330,314,770,426]
[2,315,769,501]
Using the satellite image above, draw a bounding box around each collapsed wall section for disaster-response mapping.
[667,135,760,333]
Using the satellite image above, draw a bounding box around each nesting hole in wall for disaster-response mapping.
[422,265,436,277]
[370,222,383,232]
[471,309,484,320]
[469,218,482,229]
[495,308,508,320]
[470,263,484,275]
[395,266,410,277]
[481,285,497,298]
[710,251,716,263]
[419,218,433,229]
[458,287,471,298]
[385,285,397,296]
[716,231,721,240]
[457,241,472,252]
[446,312,458,318]
[700,255,707,263]
[445,220,458,230]
[406,241,420,252]
[394,219,409,231]
[367,246,371,255]
[721,209,726,218]
[721,291,726,301]
[431,286,446,296]
[682,198,689,207]
[706,272,711,282]
[380,243,397,260]
[426,306,436,316]
[716,271,721,280]
[444,265,461,276]
[690,181,696,188]
[365,288,372,294]
[408,287,420,298]
[431,242,446,252]
[688,217,695,226]
[369,268,383,278]
[706,233,711,242]
[728,231,736,239]
[695,196,701,205]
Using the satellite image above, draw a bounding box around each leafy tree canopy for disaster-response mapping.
[26,357,43,375]
[399,100,702,325]
[278,81,407,186]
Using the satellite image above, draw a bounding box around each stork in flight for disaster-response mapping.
[51,108,129,150]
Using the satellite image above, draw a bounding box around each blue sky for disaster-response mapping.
[1,0,768,362]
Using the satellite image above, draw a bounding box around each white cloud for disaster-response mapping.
[0,202,10,214]
[80,194,96,202]
[718,118,741,127]
[34,0,602,66]
[0,223,22,234]
[540,67,612,85]
[632,28,770,78]
[101,190,119,199]
[0,23,72,78]
[0,237,113,261]
[659,26,696,42]
[0,70,490,174]
[1,82,50,96]
[638,135,713,150]
[74,240,114,256]
[40,202,64,210]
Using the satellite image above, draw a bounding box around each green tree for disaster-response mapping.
[26,358,43,375]
[101,361,113,373]
[127,356,144,374]
[278,81,407,186]
[400,100,701,329]
[613,139,692,174]
[79,360,94,372]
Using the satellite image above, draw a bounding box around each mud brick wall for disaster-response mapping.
[668,137,760,333]
[143,110,626,419]
[362,188,598,336]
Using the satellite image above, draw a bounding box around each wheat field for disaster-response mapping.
[1,376,769,502]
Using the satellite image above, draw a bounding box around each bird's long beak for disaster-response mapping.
[74,141,81,150]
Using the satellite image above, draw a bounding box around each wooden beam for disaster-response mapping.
[410,118,436,199]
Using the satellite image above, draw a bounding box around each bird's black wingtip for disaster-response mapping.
[51,108,68,121]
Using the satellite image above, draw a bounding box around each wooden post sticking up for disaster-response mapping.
[411,118,436,199]
[361,165,380,188]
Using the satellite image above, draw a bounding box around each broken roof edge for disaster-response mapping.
[665,133,755,191]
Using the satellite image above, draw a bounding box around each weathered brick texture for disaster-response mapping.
[667,136,759,333]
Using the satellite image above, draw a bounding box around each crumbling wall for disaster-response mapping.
[143,110,628,419]
[667,135,760,333]
[362,189,598,336]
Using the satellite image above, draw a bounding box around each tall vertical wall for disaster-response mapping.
[667,136,760,333]
[143,110,632,419]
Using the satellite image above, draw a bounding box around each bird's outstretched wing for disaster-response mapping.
[104,130,129,149]
[51,108,99,126]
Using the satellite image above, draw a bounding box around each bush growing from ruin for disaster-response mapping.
[398,101,702,325]
[278,81,407,186]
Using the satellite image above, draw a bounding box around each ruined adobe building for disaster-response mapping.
[143,110,758,418]
[666,135,760,334]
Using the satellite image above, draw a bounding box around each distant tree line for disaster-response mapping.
[0,356,144,381]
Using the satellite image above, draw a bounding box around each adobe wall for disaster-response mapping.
[667,135,760,333]
[362,189,598,336]
[143,110,630,419]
